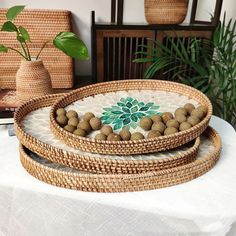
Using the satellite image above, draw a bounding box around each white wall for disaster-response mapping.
[221,0,236,21]
[196,0,236,22]
[1,0,235,76]
[1,0,112,76]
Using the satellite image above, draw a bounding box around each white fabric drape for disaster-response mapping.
[0,116,236,236]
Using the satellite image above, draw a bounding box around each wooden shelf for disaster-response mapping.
[93,23,216,31]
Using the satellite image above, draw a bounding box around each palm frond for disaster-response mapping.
[133,12,236,128]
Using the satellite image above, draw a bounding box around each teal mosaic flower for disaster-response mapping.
[100,97,162,131]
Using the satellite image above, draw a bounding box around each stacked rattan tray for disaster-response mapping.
[15,80,222,192]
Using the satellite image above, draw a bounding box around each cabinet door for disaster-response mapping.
[95,30,155,82]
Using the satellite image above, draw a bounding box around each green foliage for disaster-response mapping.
[0,44,8,52]
[17,35,25,43]
[134,14,236,128]
[18,26,30,41]
[53,32,89,60]
[1,21,17,32]
[6,5,25,21]
[0,5,89,61]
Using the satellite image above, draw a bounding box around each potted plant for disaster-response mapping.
[134,14,236,128]
[0,6,89,102]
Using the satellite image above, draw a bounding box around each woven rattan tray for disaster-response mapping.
[19,127,221,192]
[50,80,212,155]
[14,94,200,174]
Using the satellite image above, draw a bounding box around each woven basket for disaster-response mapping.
[145,0,189,24]
[50,80,212,155]
[16,59,53,102]
[14,93,200,174]
[0,9,73,89]
[19,127,221,192]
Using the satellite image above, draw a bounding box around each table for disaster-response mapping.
[0,116,236,236]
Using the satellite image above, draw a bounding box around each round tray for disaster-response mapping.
[50,80,212,155]
[14,94,200,174]
[19,127,221,192]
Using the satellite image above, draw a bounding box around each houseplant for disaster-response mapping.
[134,14,236,128]
[0,5,89,101]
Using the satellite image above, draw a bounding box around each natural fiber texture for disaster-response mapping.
[0,9,73,89]
[16,59,52,102]
[14,93,200,174]
[145,0,189,24]
[19,127,221,192]
[50,80,212,155]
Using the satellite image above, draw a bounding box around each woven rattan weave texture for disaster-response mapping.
[19,127,221,192]
[145,0,189,24]
[14,93,200,174]
[50,80,212,155]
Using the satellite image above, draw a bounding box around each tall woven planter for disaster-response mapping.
[16,59,53,102]
[145,0,189,24]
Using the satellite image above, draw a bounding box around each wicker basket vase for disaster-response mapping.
[16,59,53,102]
[145,0,189,24]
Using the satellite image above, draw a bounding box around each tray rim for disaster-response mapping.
[19,126,221,193]
[50,79,212,155]
[14,93,200,174]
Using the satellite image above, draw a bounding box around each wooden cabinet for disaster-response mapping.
[91,0,222,83]
[95,29,155,82]
[92,21,214,82]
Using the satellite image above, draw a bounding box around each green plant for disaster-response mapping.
[0,5,89,61]
[134,14,236,128]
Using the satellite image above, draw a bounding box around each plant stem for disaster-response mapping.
[24,42,31,60]
[16,30,29,60]
[20,42,29,60]
[36,41,50,60]
[8,47,28,60]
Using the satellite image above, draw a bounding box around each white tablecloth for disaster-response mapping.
[0,116,236,236]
